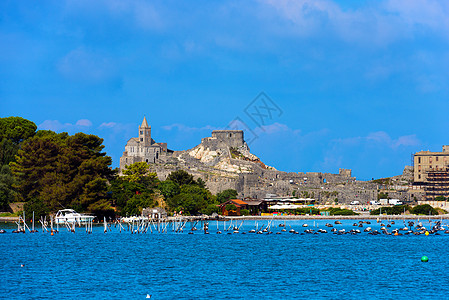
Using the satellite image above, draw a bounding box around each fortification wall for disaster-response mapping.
[211,130,244,148]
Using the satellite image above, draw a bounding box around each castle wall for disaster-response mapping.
[211,130,244,148]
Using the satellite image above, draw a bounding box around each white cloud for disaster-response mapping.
[99,122,117,128]
[256,122,290,134]
[39,119,93,132]
[262,0,449,45]
[336,131,420,150]
[75,119,92,127]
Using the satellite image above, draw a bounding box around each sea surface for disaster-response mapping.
[1,218,449,300]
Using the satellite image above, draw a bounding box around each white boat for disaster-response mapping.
[121,216,146,223]
[55,209,94,225]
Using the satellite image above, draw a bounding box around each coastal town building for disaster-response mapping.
[423,168,449,201]
[413,146,449,201]
[119,116,168,172]
[413,145,449,182]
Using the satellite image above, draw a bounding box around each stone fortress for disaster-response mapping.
[120,117,422,205]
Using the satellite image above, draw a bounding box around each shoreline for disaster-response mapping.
[222,214,449,221]
[3,214,449,224]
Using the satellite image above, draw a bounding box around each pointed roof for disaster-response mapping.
[141,116,149,128]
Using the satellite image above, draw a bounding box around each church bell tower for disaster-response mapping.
[139,116,151,147]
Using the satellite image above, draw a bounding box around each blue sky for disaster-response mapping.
[1,0,449,180]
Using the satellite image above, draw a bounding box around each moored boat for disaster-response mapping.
[55,209,94,225]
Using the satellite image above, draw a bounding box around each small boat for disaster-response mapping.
[55,209,94,225]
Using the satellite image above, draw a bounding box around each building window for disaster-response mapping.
[418,175,421,179]
[140,138,143,142]
[436,156,439,162]
[418,157,421,163]
[140,131,143,135]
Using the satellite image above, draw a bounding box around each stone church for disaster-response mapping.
[119,116,168,172]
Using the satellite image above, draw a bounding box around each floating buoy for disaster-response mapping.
[421,256,429,262]
[425,231,430,236]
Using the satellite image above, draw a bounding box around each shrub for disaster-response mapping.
[225,204,237,211]
[294,207,320,215]
[370,205,410,215]
[202,204,219,215]
[411,204,438,215]
[240,209,249,216]
[327,208,358,216]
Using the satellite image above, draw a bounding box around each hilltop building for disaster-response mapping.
[119,116,168,172]
[414,146,449,200]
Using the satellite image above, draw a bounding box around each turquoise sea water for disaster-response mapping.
[1,219,449,299]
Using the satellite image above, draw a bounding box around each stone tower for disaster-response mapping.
[139,116,152,147]
[119,116,168,173]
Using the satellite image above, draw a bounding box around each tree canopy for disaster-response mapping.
[109,162,160,216]
[0,117,37,208]
[0,117,37,144]
[11,131,113,216]
[217,189,238,204]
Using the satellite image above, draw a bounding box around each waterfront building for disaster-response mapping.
[413,145,449,182]
[414,146,449,200]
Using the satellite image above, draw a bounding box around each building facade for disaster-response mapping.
[414,145,449,182]
[119,116,168,172]
[424,169,449,201]
[414,145,449,201]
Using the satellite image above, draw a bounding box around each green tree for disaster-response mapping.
[0,117,37,144]
[370,205,410,215]
[217,189,238,204]
[0,117,37,208]
[202,204,219,215]
[158,180,180,199]
[0,138,19,166]
[196,178,206,189]
[108,162,160,215]
[123,162,150,183]
[0,165,15,208]
[411,204,438,215]
[167,170,195,186]
[240,209,250,216]
[23,197,50,220]
[378,192,389,200]
[164,183,216,215]
[225,204,237,211]
[11,131,113,213]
